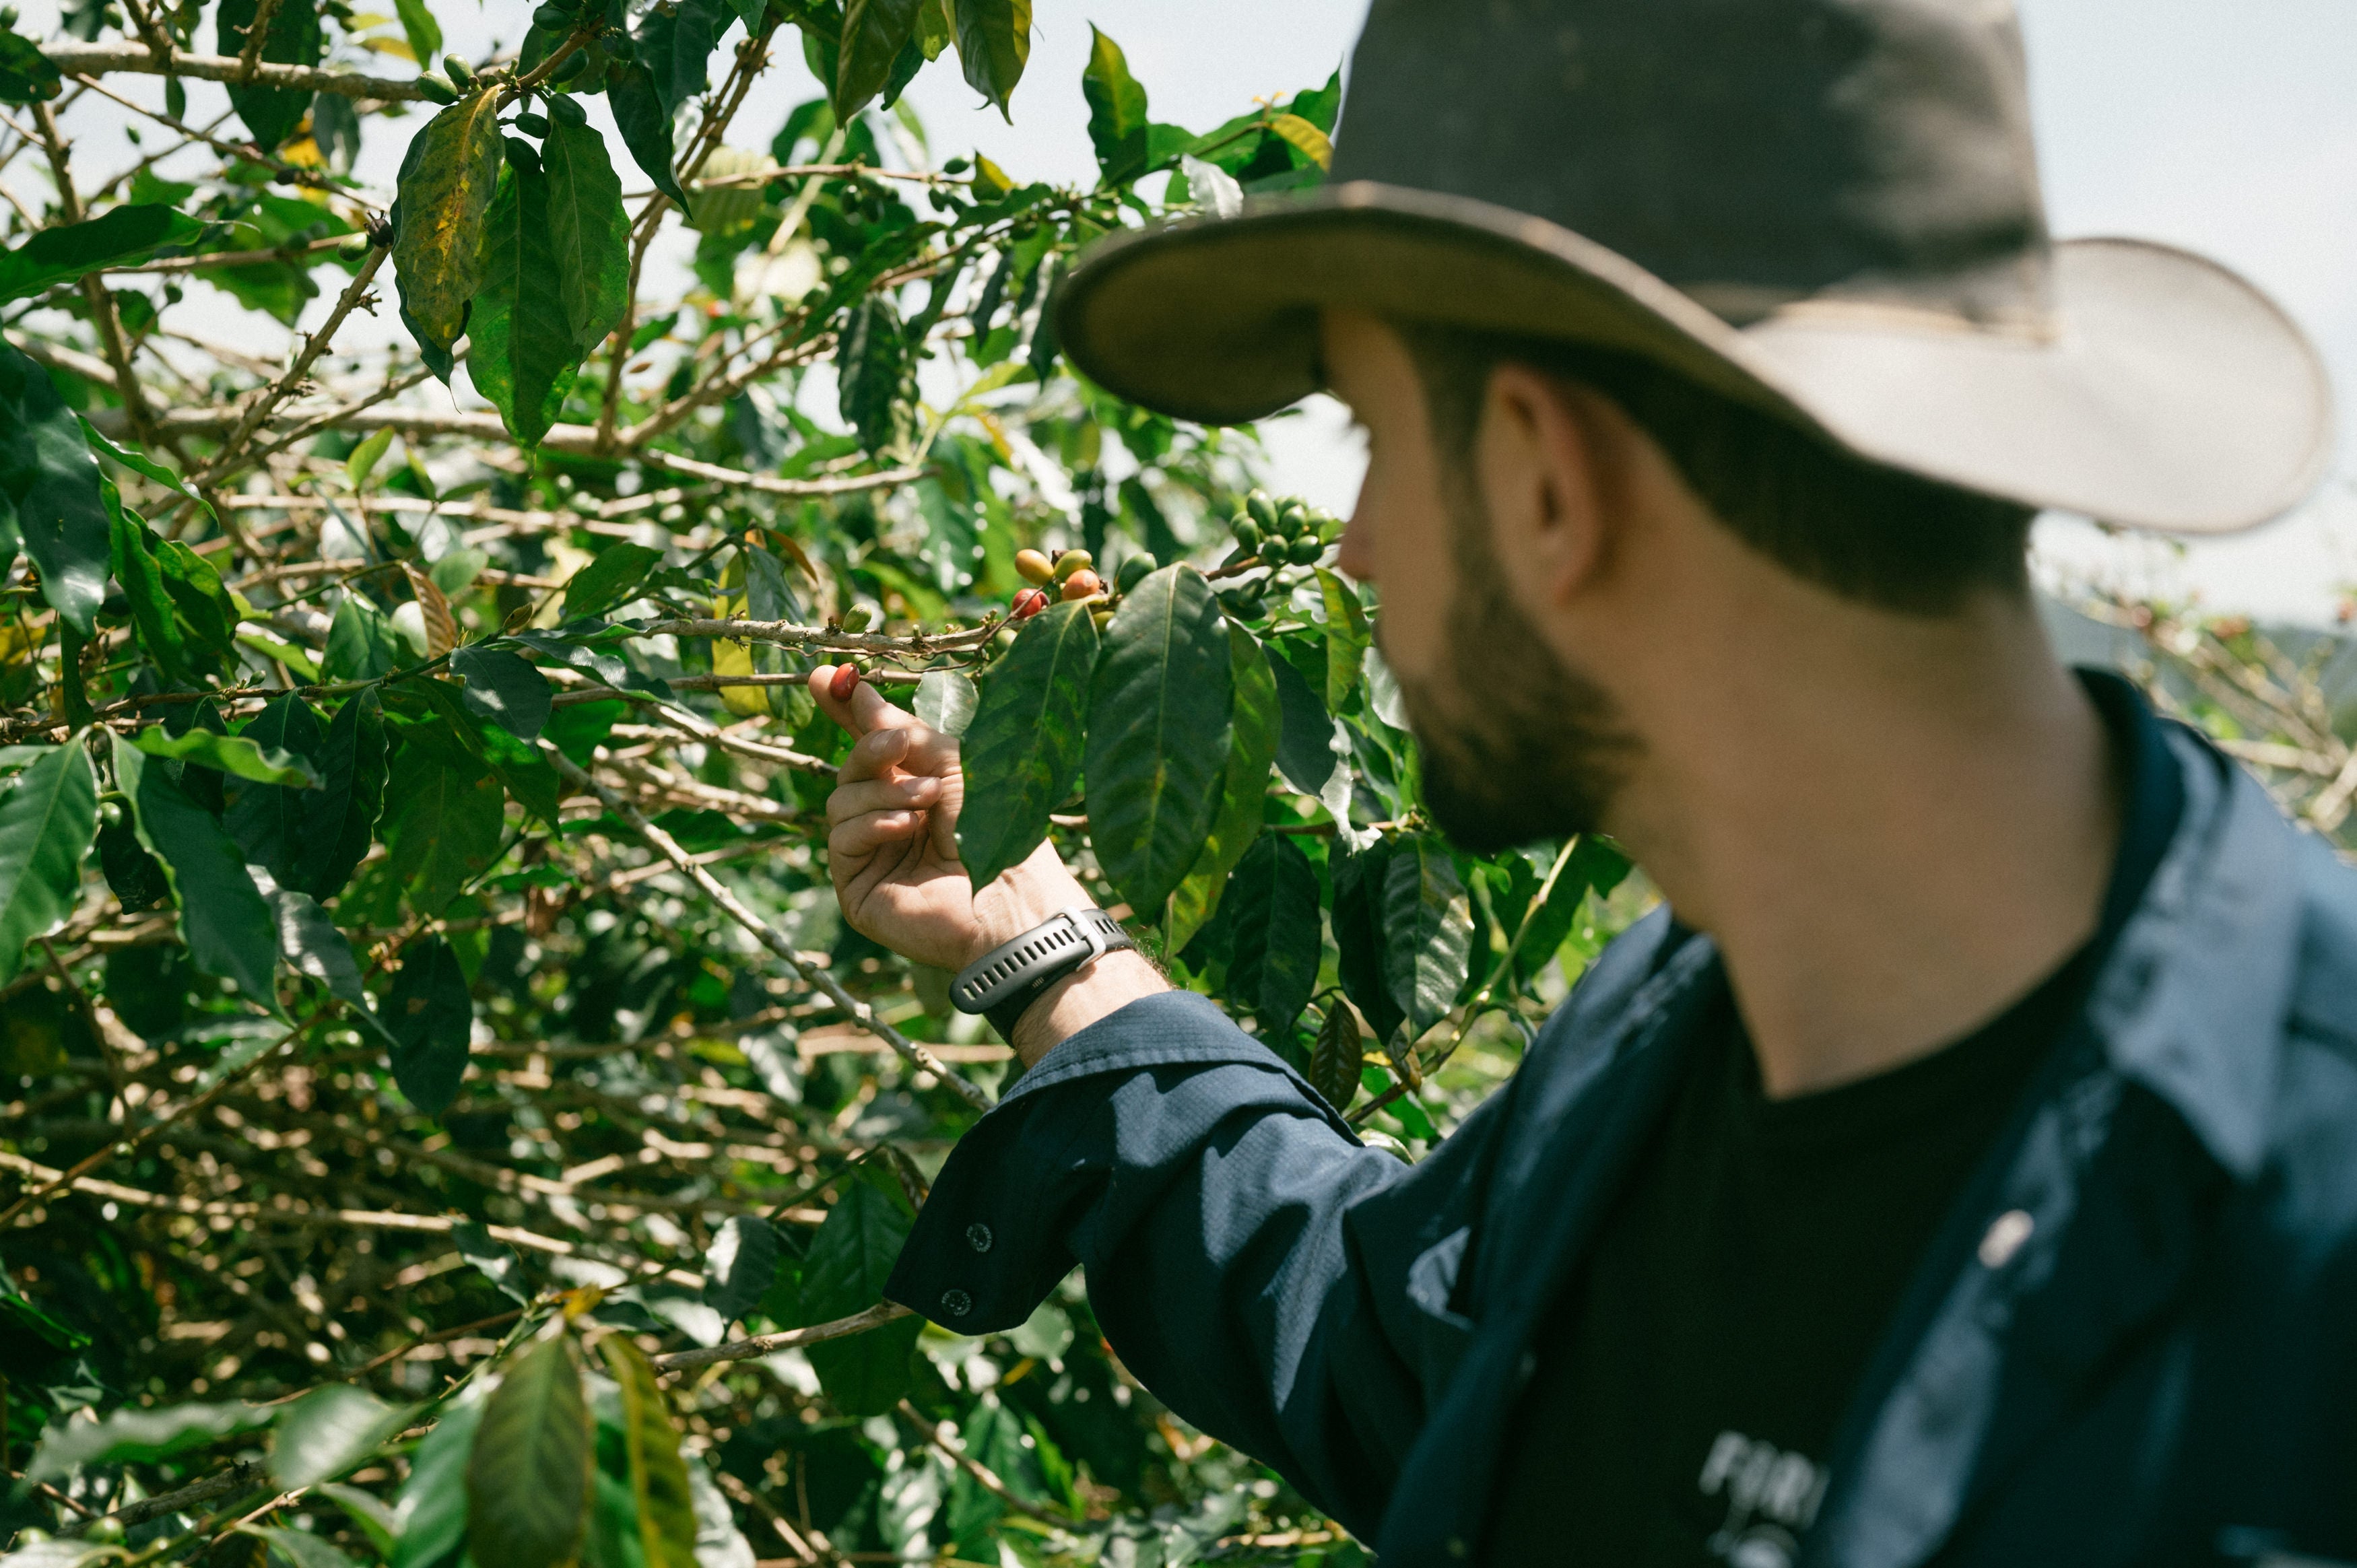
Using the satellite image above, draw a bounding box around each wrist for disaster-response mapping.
[1006,949,1167,1066]
[962,850,1093,969]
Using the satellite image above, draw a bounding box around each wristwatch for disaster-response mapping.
[951,907,1135,1042]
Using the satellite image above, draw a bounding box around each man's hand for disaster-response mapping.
[812,665,1088,972]
[812,665,1170,1064]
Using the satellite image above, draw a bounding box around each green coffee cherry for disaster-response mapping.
[1221,590,1267,621]
[840,604,875,632]
[550,93,589,125]
[512,110,549,136]
[1050,548,1093,583]
[337,233,372,261]
[1288,535,1325,566]
[1115,554,1155,593]
[443,53,475,87]
[416,72,460,104]
[1277,501,1308,540]
[533,1,574,30]
[1232,517,1261,555]
[1245,489,1277,533]
[943,156,970,174]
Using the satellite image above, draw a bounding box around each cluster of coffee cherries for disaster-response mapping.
[1008,549,1106,621]
[1218,490,1338,621]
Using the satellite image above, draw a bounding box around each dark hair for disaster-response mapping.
[1391,325,2036,615]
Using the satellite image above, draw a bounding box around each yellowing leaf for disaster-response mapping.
[403,564,457,659]
[389,90,506,382]
[710,592,768,716]
[1269,112,1332,170]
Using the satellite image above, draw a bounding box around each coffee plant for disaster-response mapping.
[5,1,2344,1563]
[0,1,1667,1564]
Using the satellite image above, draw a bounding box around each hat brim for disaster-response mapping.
[1056,182,2334,535]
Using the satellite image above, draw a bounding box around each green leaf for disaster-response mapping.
[382,933,471,1114]
[837,293,912,457]
[466,1334,592,1568]
[389,90,506,382]
[290,689,388,901]
[267,878,395,1046]
[835,0,923,121]
[1315,568,1368,712]
[607,61,688,207]
[345,428,395,490]
[1308,1000,1360,1112]
[28,1398,269,1482]
[596,1335,700,1568]
[451,644,553,741]
[222,693,325,879]
[913,669,978,738]
[452,1220,529,1304]
[1167,624,1277,953]
[1086,564,1232,918]
[113,734,284,1012]
[956,600,1096,889]
[0,205,206,302]
[0,24,62,105]
[0,743,97,989]
[315,1483,401,1560]
[562,541,665,619]
[240,1526,360,1568]
[323,593,407,683]
[215,0,323,147]
[541,113,630,362]
[471,141,582,448]
[393,0,441,70]
[635,0,731,119]
[1331,839,1403,1047]
[78,415,212,522]
[134,726,321,788]
[1,339,111,634]
[1382,835,1474,1045]
[273,1386,414,1491]
[800,1171,921,1415]
[701,1214,779,1321]
[1080,26,1148,184]
[915,0,953,59]
[1222,832,1320,1038]
[381,739,504,916]
[951,0,1030,118]
[1269,640,1339,797]
[391,1395,481,1568]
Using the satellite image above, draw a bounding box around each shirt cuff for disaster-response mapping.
[885,989,1356,1332]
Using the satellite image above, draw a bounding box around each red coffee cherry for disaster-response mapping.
[1060,568,1102,601]
[1011,588,1049,621]
[828,662,860,702]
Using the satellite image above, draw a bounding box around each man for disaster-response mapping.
[809,1,2357,1563]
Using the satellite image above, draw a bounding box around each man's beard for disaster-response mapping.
[1389,480,1640,855]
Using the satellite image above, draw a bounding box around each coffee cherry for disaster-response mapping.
[550,93,588,125]
[1061,568,1102,601]
[1011,588,1049,620]
[416,72,460,103]
[1288,535,1325,566]
[337,233,372,261]
[1050,548,1092,583]
[1245,489,1277,533]
[512,110,549,136]
[1091,607,1113,630]
[1115,554,1154,593]
[1014,548,1054,586]
[1232,518,1261,555]
[840,604,874,632]
[532,1,574,29]
[1277,501,1308,540]
[828,663,860,702]
[443,53,475,86]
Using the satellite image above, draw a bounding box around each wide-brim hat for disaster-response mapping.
[1057,0,2333,535]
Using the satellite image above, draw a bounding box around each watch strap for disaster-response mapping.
[952,908,1133,1040]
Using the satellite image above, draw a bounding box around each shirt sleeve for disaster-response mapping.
[885,989,1509,1534]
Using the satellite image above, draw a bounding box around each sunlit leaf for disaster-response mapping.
[28,1398,268,1482]
[1383,835,1474,1044]
[562,541,665,619]
[466,1334,592,1568]
[0,743,97,989]
[273,1386,414,1491]
[451,644,554,741]
[133,726,320,789]
[0,204,205,302]
[1315,567,1368,712]
[952,0,1030,118]
[1086,564,1231,918]
[702,1215,780,1321]
[836,0,923,122]
[957,600,1096,889]
[1080,26,1147,184]
[471,141,584,448]
[597,1335,700,1568]
[542,113,630,362]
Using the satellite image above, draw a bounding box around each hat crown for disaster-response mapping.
[1333,0,2052,325]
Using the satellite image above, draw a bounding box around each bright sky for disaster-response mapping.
[19,0,2357,621]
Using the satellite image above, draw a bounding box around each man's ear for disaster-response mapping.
[1475,364,1614,609]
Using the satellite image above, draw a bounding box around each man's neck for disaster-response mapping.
[1609,588,2121,1100]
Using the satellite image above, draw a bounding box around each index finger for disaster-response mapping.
[811,666,959,774]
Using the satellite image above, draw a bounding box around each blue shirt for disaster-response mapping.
[888,678,2357,1567]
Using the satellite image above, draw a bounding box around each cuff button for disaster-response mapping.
[966,1223,993,1254]
[941,1288,973,1318]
